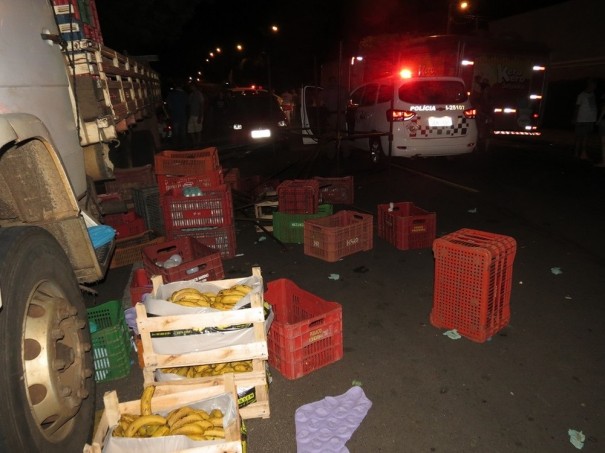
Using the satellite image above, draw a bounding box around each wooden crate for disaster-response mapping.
[254,200,278,232]
[145,358,270,420]
[83,373,242,453]
[136,267,269,420]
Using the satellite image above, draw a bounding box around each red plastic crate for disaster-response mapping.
[223,167,240,192]
[103,211,146,239]
[142,236,224,283]
[129,268,152,306]
[156,170,224,194]
[52,1,80,19]
[265,279,343,380]
[430,228,517,343]
[277,179,319,214]
[304,211,373,262]
[314,176,354,205]
[377,202,436,250]
[161,185,233,230]
[154,148,220,176]
[168,225,237,260]
[104,165,156,203]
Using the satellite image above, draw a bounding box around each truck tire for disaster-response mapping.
[0,227,95,452]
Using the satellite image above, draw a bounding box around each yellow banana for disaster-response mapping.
[166,406,195,427]
[216,294,243,305]
[151,425,170,437]
[210,409,223,419]
[124,415,166,438]
[230,284,253,295]
[170,423,205,436]
[193,409,210,420]
[170,413,205,431]
[204,427,225,438]
[194,419,213,430]
[140,385,155,416]
[194,364,210,373]
[170,288,203,302]
[218,288,247,297]
[174,300,200,307]
[209,416,223,427]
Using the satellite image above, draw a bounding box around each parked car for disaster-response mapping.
[222,87,289,148]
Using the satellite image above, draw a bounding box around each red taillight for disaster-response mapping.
[387,109,415,122]
[463,108,476,119]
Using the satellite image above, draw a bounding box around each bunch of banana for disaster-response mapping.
[161,360,253,378]
[168,287,214,308]
[112,384,226,440]
[168,284,253,311]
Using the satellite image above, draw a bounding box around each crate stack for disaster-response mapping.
[430,228,517,343]
[136,267,271,420]
[86,300,132,383]
[102,164,165,268]
[271,179,330,244]
[52,0,103,43]
[154,148,236,259]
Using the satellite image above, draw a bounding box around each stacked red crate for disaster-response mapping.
[277,180,319,214]
[430,228,517,343]
[154,148,236,259]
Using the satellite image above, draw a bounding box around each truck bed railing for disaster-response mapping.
[66,40,162,145]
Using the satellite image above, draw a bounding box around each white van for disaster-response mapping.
[347,76,478,160]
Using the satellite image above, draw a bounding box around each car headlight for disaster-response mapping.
[233,124,243,130]
[277,120,287,127]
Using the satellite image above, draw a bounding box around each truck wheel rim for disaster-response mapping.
[23,280,88,442]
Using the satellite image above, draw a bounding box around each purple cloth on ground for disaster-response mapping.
[295,386,372,453]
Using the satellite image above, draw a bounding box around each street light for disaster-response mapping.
[447,0,470,34]
[348,55,363,92]
[270,25,279,33]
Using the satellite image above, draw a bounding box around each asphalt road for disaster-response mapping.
[87,135,605,452]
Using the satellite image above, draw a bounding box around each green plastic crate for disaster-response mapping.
[87,300,132,383]
[273,204,333,244]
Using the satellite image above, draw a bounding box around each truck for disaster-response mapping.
[356,33,550,139]
[0,0,162,451]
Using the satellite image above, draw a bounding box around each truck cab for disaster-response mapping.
[0,1,161,450]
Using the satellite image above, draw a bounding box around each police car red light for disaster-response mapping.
[387,109,416,122]
[463,108,477,119]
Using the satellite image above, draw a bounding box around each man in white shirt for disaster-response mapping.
[573,79,597,161]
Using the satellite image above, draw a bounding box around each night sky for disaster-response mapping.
[96,0,567,88]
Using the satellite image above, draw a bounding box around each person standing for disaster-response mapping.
[280,89,293,124]
[323,76,348,134]
[573,78,597,161]
[165,79,188,148]
[187,83,205,147]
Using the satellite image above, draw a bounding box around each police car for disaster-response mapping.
[347,75,478,161]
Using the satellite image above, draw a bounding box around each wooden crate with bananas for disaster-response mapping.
[83,373,243,453]
[136,267,270,420]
